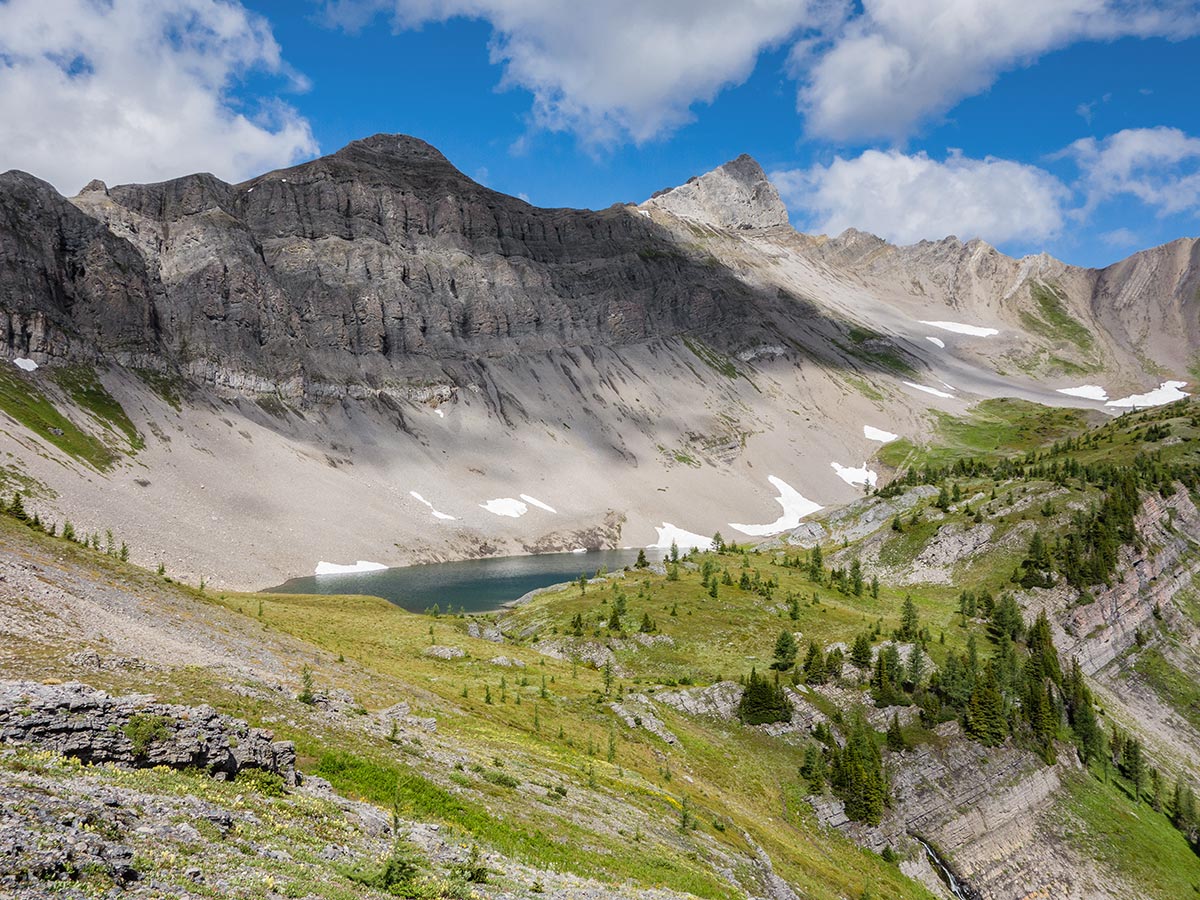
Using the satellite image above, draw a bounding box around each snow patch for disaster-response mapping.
[1106,381,1189,409]
[926,336,945,349]
[315,560,387,576]
[12,358,37,372]
[481,498,528,518]
[410,491,456,521]
[649,524,714,551]
[863,425,899,443]
[571,547,588,554]
[903,381,954,399]
[919,320,999,337]
[729,475,823,537]
[831,462,878,488]
[1056,385,1109,401]
[519,494,557,513]
[434,408,444,418]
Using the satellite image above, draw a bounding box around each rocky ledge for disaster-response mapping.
[0,681,296,783]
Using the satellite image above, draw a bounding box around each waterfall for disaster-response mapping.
[913,836,980,900]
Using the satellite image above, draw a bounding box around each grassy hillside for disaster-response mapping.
[4,395,1200,898]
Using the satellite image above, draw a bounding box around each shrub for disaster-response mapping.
[122,714,173,757]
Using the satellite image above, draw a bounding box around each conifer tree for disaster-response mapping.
[831,714,885,824]
[803,641,827,684]
[886,712,906,751]
[896,595,920,642]
[850,633,873,670]
[772,630,798,671]
[966,663,1006,746]
[737,668,792,725]
[808,545,824,583]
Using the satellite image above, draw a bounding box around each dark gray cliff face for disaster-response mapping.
[0,171,161,362]
[26,134,790,388]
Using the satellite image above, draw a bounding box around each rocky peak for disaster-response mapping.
[334,133,451,165]
[642,153,790,230]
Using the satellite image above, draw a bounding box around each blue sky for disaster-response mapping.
[1,0,1199,268]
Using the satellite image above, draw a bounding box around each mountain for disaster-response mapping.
[3,134,1200,900]
[0,136,1197,587]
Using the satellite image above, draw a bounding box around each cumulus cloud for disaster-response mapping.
[798,0,1200,141]
[0,0,318,194]
[774,149,1069,245]
[324,0,834,146]
[1065,126,1200,216]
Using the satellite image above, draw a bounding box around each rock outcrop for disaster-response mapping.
[0,681,296,783]
[642,154,790,230]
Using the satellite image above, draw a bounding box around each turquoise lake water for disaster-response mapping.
[267,549,659,614]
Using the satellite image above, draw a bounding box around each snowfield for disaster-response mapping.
[729,475,822,537]
[863,425,899,443]
[919,320,999,337]
[315,560,387,576]
[650,523,714,552]
[1057,385,1110,401]
[480,498,529,518]
[12,358,38,372]
[1106,381,1189,408]
[519,494,557,513]
[831,462,878,488]
[903,381,954,399]
[410,491,456,520]
[926,336,945,348]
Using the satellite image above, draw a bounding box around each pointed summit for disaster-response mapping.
[642,154,789,230]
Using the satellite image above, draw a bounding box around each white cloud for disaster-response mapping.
[1065,127,1200,216]
[1101,227,1140,247]
[774,148,1069,246]
[326,0,832,146]
[798,0,1200,141]
[0,0,318,194]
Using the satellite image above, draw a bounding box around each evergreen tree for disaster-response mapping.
[808,545,824,583]
[905,643,926,689]
[935,484,951,510]
[989,594,1025,642]
[635,549,648,569]
[831,714,885,825]
[803,641,827,684]
[966,663,1007,746]
[772,630,798,671]
[850,633,873,670]
[800,743,827,790]
[886,712,906,752]
[896,595,920,642]
[1122,737,1147,801]
[850,558,864,597]
[1025,610,1062,685]
[737,668,792,725]
[871,644,904,705]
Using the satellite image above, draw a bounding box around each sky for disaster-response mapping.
[1,1,1199,268]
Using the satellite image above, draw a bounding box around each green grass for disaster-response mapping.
[1064,769,1200,899]
[877,398,1097,470]
[834,326,918,378]
[1133,647,1200,734]
[1021,282,1094,351]
[133,368,185,411]
[0,367,119,470]
[50,365,143,451]
[315,750,732,898]
[682,337,739,379]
